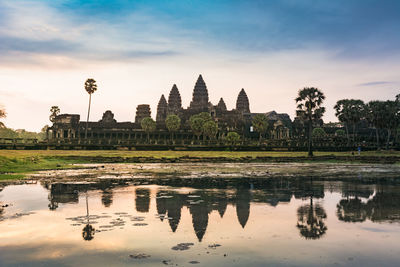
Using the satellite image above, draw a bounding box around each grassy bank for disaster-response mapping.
[0,155,80,181]
[1,150,399,181]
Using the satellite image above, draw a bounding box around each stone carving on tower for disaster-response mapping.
[135,104,151,124]
[156,94,168,124]
[189,74,209,112]
[236,88,250,113]
[167,84,182,115]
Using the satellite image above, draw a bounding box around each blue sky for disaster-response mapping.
[0,0,399,131]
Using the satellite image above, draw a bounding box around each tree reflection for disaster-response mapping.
[101,190,113,208]
[336,183,372,223]
[336,198,368,222]
[296,178,327,240]
[366,186,400,222]
[297,199,327,239]
[82,193,95,241]
[82,224,95,241]
[48,200,58,211]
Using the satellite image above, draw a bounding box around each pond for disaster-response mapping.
[1,163,400,266]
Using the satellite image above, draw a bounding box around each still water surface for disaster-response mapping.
[1,163,400,266]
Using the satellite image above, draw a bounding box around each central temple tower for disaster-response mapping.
[189,74,209,112]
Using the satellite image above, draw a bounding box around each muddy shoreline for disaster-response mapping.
[56,155,400,164]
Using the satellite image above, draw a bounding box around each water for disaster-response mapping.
[1,163,400,266]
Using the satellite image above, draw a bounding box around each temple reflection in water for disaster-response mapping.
[43,176,400,242]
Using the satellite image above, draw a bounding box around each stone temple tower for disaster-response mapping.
[236,88,250,113]
[167,84,182,115]
[189,74,209,111]
[156,94,168,124]
[216,97,227,111]
[135,104,151,124]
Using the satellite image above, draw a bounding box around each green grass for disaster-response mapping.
[0,155,80,181]
[0,150,399,181]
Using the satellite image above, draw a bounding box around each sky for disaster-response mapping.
[0,0,399,132]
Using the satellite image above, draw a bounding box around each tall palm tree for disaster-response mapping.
[84,78,97,138]
[295,87,326,157]
[297,199,327,239]
[82,193,95,241]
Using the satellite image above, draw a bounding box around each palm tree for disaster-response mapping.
[140,117,156,143]
[84,78,97,138]
[297,200,327,239]
[252,114,268,144]
[165,114,181,143]
[295,87,326,156]
[49,106,60,123]
[82,193,95,241]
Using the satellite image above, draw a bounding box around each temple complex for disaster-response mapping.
[48,74,291,142]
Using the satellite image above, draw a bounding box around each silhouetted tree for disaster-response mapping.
[366,101,389,149]
[312,127,326,139]
[203,120,218,140]
[82,224,95,241]
[334,99,365,145]
[101,190,113,208]
[336,198,368,223]
[295,87,326,156]
[189,112,212,141]
[382,100,400,149]
[141,117,156,142]
[297,200,327,239]
[252,114,268,144]
[82,193,95,241]
[225,131,241,146]
[292,116,305,137]
[165,114,181,142]
[84,78,97,138]
[189,117,203,140]
[335,129,346,137]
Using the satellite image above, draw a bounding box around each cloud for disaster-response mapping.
[2,0,400,68]
[358,81,393,87]
[0,1,181,67]
[0,33,178,66]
